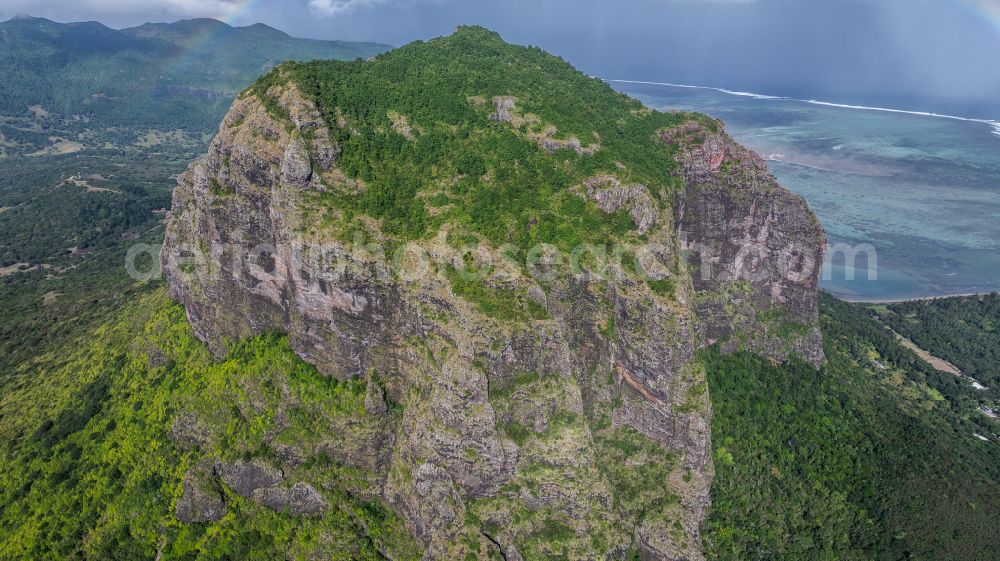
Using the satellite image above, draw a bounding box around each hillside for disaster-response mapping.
[0,290,422,560]
[875,294,1000,393]
[704,293,998,561]
[0,16,389,131]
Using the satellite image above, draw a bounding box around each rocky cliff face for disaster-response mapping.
[161,29,824,561]
[665,123,826,367]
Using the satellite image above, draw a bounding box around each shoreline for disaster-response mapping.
[833,292,996,304]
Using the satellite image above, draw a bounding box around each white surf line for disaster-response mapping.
[802,98,1000,128]
[612,79,788,101]
[611,79,1000,135]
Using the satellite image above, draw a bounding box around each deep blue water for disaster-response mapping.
[614,81,1000,301]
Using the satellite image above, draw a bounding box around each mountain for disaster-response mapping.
[157,24,825,561]
[0,24,996,561]
[0,15,390,130]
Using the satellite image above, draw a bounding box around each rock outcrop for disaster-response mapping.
[215,460,284,498]
[663,122,826,366]
[175,460,225,523]
[162,30,825,561]
[252,482,327,516]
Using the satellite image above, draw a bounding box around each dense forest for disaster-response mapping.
[257,26,696,246]
[703,293,999,561]
[0,291,421,560]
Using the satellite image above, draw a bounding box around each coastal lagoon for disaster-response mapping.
[615,81,1000,301]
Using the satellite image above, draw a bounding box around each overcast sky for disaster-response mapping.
[2,0,998,107]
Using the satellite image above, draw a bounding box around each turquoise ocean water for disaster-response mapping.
[614,81,1000,301]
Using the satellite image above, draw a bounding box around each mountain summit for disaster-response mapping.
[161,26,825,560]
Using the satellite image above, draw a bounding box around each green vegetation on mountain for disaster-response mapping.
[877,294,1000,391]
[703,293,998,561]
[159,28,730,559]
[258,26,695,244]
[0,290,420,560]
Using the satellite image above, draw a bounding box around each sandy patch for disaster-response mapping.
[27,105,52,118]
[42,291,62,306]
[387,111,418,140]
[30,137,84,156]
[0,262,36,276]
[61,175,120,194]
[894,335,962,375]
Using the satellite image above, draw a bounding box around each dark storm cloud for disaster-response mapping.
[2,0,998,105]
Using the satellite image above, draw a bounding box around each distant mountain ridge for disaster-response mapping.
[0,15,391,129]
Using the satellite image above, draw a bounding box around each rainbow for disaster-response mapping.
[159,0,265,84]
[212,0,260,25]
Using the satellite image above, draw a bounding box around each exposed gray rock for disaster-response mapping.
[175,462,225,523]
[252,482,327,516]
[364,375,388,416]
[387,462,465,558]
[582,175,659,235]
[540,135,581,153]
[489,96,517,123]
[215,460,283,498]
[169,411,210,449]
[663,121,826,366]
[281,133,312,188]
[146,345,168,368]
[270,442,307,469]
[531,125,600,156]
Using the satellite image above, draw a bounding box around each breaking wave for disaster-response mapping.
[612,79,787,101]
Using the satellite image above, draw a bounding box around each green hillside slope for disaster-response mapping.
[703,294,999,561]
[878,294,1000,392]
[0,289,420,560]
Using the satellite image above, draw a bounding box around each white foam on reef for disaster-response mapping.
[612,80,787,100]
[611,79,1000,137]
[802,99,999,128]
